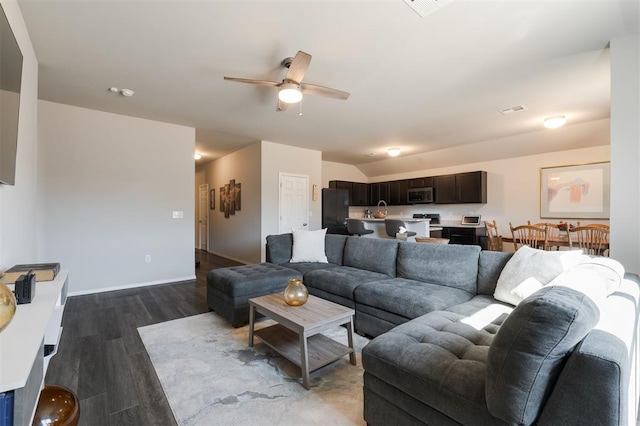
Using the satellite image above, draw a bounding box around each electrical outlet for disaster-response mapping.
[145,255,152,263]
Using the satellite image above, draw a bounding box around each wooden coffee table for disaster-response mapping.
[248,293,356,390]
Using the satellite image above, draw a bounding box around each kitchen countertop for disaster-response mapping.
[356,218,431,222]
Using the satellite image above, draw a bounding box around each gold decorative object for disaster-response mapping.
[0,282,17,332]
[283,278,309,306]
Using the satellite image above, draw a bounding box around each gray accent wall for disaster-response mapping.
[37,100,196,294]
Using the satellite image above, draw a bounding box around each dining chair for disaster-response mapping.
[484,220,502,251]
[385,219,417,238]
[568,224,610,256]
[509,222,548,251]
[528,221,563,250]
[346,219,374,237]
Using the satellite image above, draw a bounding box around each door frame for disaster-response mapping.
[198,183,209,251]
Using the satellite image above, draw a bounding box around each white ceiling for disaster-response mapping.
[17,0,640,176]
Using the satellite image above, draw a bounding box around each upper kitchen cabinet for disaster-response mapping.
[351,182,369,206]
[407,177,434,188]
[434,171,487,204]
[328,180,369,206]
[370,182,390,205]
[388,180,409,205]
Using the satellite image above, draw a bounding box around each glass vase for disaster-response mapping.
[283,278,309,306]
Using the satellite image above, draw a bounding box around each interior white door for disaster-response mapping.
[279,174,309,234]
[198,183,209,251]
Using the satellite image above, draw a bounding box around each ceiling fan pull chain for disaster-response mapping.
[299,101,303,116]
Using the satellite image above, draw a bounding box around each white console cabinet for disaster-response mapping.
[0,270,69,425]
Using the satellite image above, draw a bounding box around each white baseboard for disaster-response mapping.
[67,275,197,297]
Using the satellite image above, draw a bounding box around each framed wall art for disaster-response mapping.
[210,189,215,210]
[540,162,610,219]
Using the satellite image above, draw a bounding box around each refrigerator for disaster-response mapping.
[322,188,350,234]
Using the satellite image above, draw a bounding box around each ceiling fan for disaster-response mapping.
[224,50,350,111]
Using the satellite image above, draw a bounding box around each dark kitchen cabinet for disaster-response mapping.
[434,171,487,204]
[408,177,434,188]
[441,226,486,248]
[351,182,369,206]
[328,180,369,206]
[369,182,389,205]
[388,180,409,205]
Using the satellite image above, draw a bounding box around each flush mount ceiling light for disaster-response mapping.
[278,82,303,104]
[108,87,135,97]
[193,153,202,160]
[543,115,567,129]
[387,148,401,157]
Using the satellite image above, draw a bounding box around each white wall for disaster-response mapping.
[0,1,39,271]
[261,140,322,260]
[38,101,196,294]
[610,34,640,274]
[200,142,262,264]
[321,161,368,188]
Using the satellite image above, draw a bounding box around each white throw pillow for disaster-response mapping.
[494,246,583,306]
[290,228,328,263]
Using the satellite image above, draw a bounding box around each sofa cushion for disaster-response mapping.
[477,251,512,296]
[362,310,501,425]
[303,266,390,301]
[266,233,293,264]
[266,233,347,265]
[355,278,474,320]
[290,228,328,263]
[207,263,301,298]
[280,262,338,276]
[397,243,481,293]
[493,246,583,306]
[485,285,600,425]
[343,237,398,276]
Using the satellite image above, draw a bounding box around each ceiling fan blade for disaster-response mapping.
[285,51,312,84]
[276,97,289,112]
[224,77,280,87]
[301,83,350,100]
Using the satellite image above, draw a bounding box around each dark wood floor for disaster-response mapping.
[45,250,241,426]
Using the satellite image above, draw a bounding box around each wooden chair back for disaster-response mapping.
[484,220,502,251]
[528,221,564,250]
[509,222,548,251]
[569,224,610,256]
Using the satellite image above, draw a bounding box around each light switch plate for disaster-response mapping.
[172,211,184,219]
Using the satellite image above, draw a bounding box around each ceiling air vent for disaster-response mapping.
[500,105,528,115]
[404,0,453,18]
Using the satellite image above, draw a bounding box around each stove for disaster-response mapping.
[413,213,440,225]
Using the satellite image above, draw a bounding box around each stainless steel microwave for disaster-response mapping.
[407,187,433,204]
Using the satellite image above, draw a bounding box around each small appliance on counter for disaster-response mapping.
[364,209,372,218]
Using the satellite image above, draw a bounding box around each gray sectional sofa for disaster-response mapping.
[206,232,640,425]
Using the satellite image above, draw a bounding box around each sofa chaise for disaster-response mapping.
[206,231,640,425]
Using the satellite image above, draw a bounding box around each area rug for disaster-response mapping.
[138,312,369,426]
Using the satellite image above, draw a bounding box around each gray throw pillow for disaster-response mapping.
[485,286,600,425]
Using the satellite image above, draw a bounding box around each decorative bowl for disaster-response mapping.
[373,211,387,218]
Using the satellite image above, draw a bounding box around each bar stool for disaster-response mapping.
[346,219,374,236]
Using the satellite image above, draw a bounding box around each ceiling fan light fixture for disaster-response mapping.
[278,83,303,104]
[194,153,202,160]
[387,148,401,157]
[543,115,567,129]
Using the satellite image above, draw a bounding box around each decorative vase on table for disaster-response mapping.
[0,282,17,332]
[283,278,309,306]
